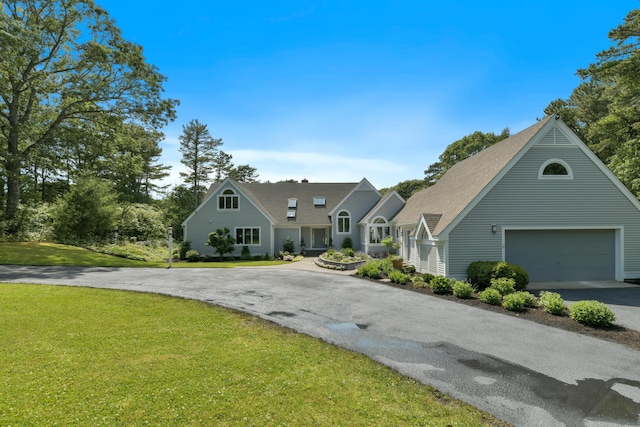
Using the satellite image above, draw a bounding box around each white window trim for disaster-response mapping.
[234,227,261,245]
[538,158,573,180]
[218,189,240,211]
[337,210,351,234]
[369,216,390,244]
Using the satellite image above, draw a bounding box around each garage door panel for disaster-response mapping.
[505,230,615,282]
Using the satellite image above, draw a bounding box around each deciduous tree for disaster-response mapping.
[424,128,510,185]
[0,0,178,226]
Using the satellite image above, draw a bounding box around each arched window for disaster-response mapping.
[370,217,390,243]
[218,189,239,210]
[539,159,573,179]
[337,210,350,233]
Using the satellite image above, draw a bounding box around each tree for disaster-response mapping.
[229,164,259,183]
[104,124,170,203]
[159,184,194,241]
[179,119,222,207]
[212,151,234,183]
[206,227,236,260]
[51,177,119,241]
[424,128,510,185]
[0,0,178,225]
[543,9,640,198]
[380,179,428,200]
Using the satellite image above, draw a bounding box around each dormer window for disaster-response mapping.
[288,198,297,208]
[314,197,326,207]
[218,189,239,210]
[539,159,573,180]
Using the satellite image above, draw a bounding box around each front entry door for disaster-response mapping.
[312,228,328,249]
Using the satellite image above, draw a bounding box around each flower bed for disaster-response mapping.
[315,250,369,271]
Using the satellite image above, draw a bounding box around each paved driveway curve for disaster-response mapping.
[1,265,640,426]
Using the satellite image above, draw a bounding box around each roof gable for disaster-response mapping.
[393,116,554,234]
[395,115,640,236]
[359,190,406,224]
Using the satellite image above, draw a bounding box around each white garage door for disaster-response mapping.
[505,229,615,282]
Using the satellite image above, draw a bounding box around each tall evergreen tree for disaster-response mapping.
[178,119,222,208]
[212,151,234,183]
[230,164,259,183]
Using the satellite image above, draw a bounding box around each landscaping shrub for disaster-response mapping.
[467,261,529,290]
[388,270,410,285]
[342,247,355,257]
[479,288,502,305]
[430,276,453,295]
[412,280,429,289]
[501,291,536,312]
[185,249,200,262]
[466,261,495,289]
[569,300,616,327]
[405,265,417,274]
[453,281,476,299]
[502,292,527,311]
[538,291,566,315]
[510,264,530,291]
[358,262,382,279]
[341,236,353,249]
[240,245,252,260]
[179,240,192,260]
[379,258,394,276]
[489,277,515,296]
[422,273,435,284]
[282,237,295,253]
[520,291,538,308]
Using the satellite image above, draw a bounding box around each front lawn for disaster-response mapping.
[0,242,290,268]
[0,284,506,426]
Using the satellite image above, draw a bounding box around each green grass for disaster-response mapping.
[0,242,289,268]
[0,284,507,426]
[0,242,154,267]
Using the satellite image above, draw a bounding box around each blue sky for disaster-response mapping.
[97,1,636,189]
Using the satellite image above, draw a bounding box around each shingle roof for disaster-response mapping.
[207,181,359,225]
[393,116,554,235]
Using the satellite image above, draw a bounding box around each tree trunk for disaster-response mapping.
[5,129,21,225]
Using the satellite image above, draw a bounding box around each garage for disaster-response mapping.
[505,229,616,282]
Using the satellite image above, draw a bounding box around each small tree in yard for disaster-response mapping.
[206,228,236,260]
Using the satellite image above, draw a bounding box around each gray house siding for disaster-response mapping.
[447,144,640,280]
[332,189,381,249]
[274,227,301,254]
[184,185,273,257]
[372,196,405,222]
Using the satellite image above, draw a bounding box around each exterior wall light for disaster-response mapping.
[491,224,497,233]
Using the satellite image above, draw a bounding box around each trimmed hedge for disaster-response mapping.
[467,261,529,291]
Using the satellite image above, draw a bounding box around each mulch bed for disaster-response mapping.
[352,273,640,352]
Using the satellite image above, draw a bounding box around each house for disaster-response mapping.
[393,115,640,282]
[182,177,405,257]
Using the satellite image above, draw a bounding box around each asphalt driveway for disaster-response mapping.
[1,265,640,426]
